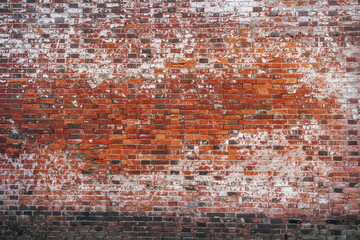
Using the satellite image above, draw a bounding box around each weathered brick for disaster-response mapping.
[0,0,359,238]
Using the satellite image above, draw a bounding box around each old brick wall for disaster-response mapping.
[0,0,360,239]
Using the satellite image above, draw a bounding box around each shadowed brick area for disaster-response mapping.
[2,211,360,239]
[0,0,359,239]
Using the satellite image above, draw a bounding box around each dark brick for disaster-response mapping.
[331,230,341,235]
[196,232,206,238]
[326,220,341,225]
[288,220,302,224]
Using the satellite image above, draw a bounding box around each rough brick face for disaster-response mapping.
[0,0,359,239]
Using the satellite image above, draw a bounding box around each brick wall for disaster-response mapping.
[0,0,359,239]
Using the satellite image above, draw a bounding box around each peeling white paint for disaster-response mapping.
[8,119,18,134]
[190,0,257,14]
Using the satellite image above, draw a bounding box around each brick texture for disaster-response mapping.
[0,0,359,239]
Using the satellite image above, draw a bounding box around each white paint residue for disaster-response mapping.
[0,152,37,189]
[37,150,87,191]
[71,100,78,108]
[190,0,257,14]
[177,129,332,204]
[8,119,18,134]
[285,42,360,119]
[0,152,36,176]
[1,150,88,193]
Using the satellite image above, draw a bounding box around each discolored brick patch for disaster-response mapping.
[0,0,359,238]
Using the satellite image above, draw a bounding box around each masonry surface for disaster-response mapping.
[0,0,360,239]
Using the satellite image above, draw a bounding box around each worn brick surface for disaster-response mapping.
[0,0,359,239]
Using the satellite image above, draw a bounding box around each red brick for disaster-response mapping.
[0,0,359,239]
